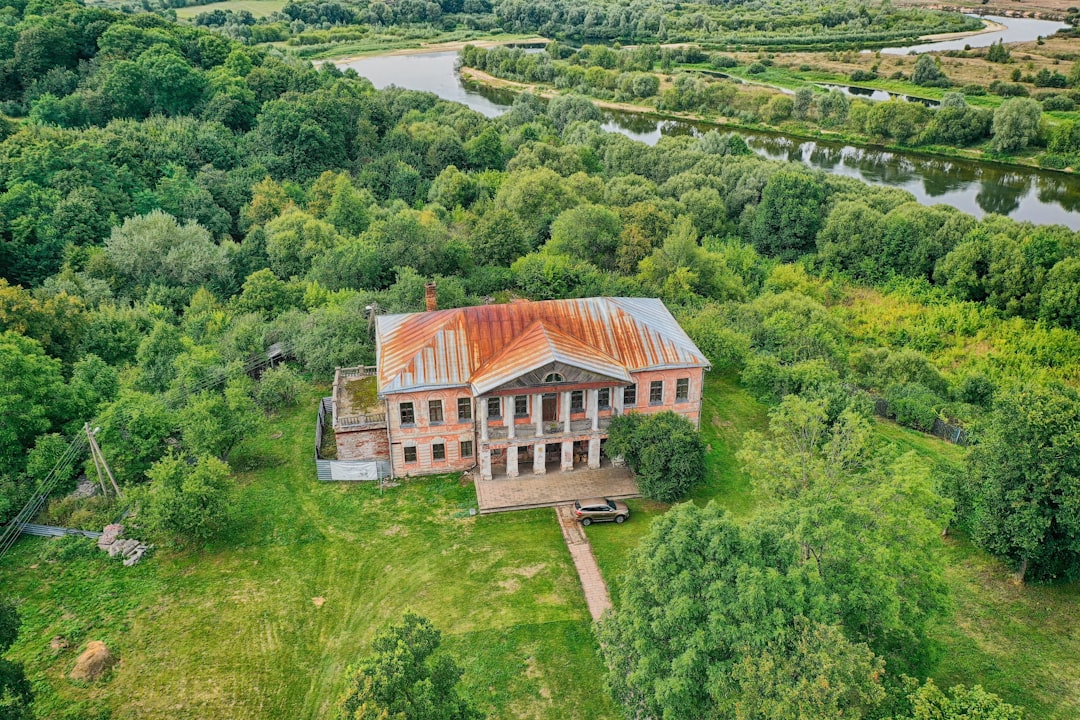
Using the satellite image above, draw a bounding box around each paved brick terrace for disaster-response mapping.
[474,465,639,514]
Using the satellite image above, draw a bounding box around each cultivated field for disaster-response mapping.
[175,0,285,19]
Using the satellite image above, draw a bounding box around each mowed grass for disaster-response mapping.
[175,0,285,19]
[588,371,1080,719]
[0,385,619,720]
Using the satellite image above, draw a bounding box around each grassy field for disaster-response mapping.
[588,372,1080,719]
[175,0,285,19]
[0,385,618,720]
[4,375,1078,718]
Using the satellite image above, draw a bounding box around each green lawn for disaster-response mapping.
[588,372,1080,719]
[175,0,285,19]
[0,386,619,720]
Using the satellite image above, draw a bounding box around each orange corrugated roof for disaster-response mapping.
[375,297,709,394]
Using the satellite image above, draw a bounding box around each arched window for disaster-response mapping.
[543,372,565,383]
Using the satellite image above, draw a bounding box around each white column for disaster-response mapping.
[589,388,599,431]
[588,437,601,469]
[504,395,515,439]
[562,390,571,433]
[561,440,574,472]
[506,445,519,478]
[613,385,624,415]
[533,442,546,474]
[480,395,489,441]
[479,449,492,481]
[533,393,543,437]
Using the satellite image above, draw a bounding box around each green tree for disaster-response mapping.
[750,169,827,261]
[546,204,622,271]
[340,612,483,720]
[179,378,263,462]
[105,210,229,295]
[739,395,950,674]
[0,331,70,476]
[143,451,235,542]
[0,597,32,720]
[605,411,705,502]
[95,391,175,483]
[264,210,342,279]
[990,98,1042,153]
[1039,257,1080,329]
[597,503,886,720]
[964,383,1080,582]
[893,679,1024,720]
[136,320,185,394]
[912,54,950,87]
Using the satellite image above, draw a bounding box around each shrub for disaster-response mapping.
[961,83,987,96]
[746,62,767,75]
[256,364,305,410]
[885,382,942,431]
[1043,94,1077,111]
[711,54,738,69]
[850,69,878,82]
[141,452,236,543]
[606,412,705,503]
[38,534,97,562]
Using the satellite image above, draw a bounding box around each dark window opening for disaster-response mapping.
[624,385,637,406]
[432,442,445,461]
[487,397,501,418]
[598,388,610,409]
[514,395,528,417]
[403,446,417,463]
[458,397,472,421]
[571,390,584,413]
[400,402,415,425]
[460,440,473,458]
[650,381,663,404]
[429,399,443,423]
[676,378,689,402]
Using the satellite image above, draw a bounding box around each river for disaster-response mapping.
[337,47,1080,228]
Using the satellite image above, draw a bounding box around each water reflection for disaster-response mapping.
[881,15,1068,54]
[338,51,1080,229]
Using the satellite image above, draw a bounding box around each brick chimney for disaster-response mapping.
[424,282,437,312]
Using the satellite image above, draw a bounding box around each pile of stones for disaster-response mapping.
[97,524,150,566]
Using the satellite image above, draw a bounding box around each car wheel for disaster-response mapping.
[615,515,626,524]
[581,518,592,526]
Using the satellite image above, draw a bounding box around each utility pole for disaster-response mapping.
[85,424,123,499]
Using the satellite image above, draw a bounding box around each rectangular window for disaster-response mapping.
[650,381,664,404]
[428,399,443,423]
[624,385,637,406]
[457,397,472,421]
[399,402,415,426]
[403,445,417,463]
[514,395,528,417]
[571,390,584,413]
[432,442,446,461]
[460,440,473,458]
[598,388,610,409]
[676,378,690,402]
[487,397,501,418]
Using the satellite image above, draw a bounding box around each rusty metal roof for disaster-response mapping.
[375,297,709,395]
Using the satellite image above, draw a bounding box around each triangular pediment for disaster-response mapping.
[469,321,632,396]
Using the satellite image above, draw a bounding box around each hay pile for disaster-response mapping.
[69,641,116,681]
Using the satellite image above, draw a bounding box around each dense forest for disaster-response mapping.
[461,42,1080,165]
[1,1,1079,718]
[171,0,981,52]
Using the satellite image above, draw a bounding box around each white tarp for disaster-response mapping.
[328,461,390,481]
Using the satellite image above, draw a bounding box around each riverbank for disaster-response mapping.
[916,16,1007,42]
[300,34,548,62]
[459,66,1066,175]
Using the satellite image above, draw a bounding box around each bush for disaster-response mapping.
[1043,94,1077,111]
[885,382,942,431]
[961,83,987,96]
[606,412,705,503]
[141,452,235,543]
[850,69,878,82]
[746,62,767,75]
[42,494,118,531]
[711,54,738,69]
[255,364,305,410]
